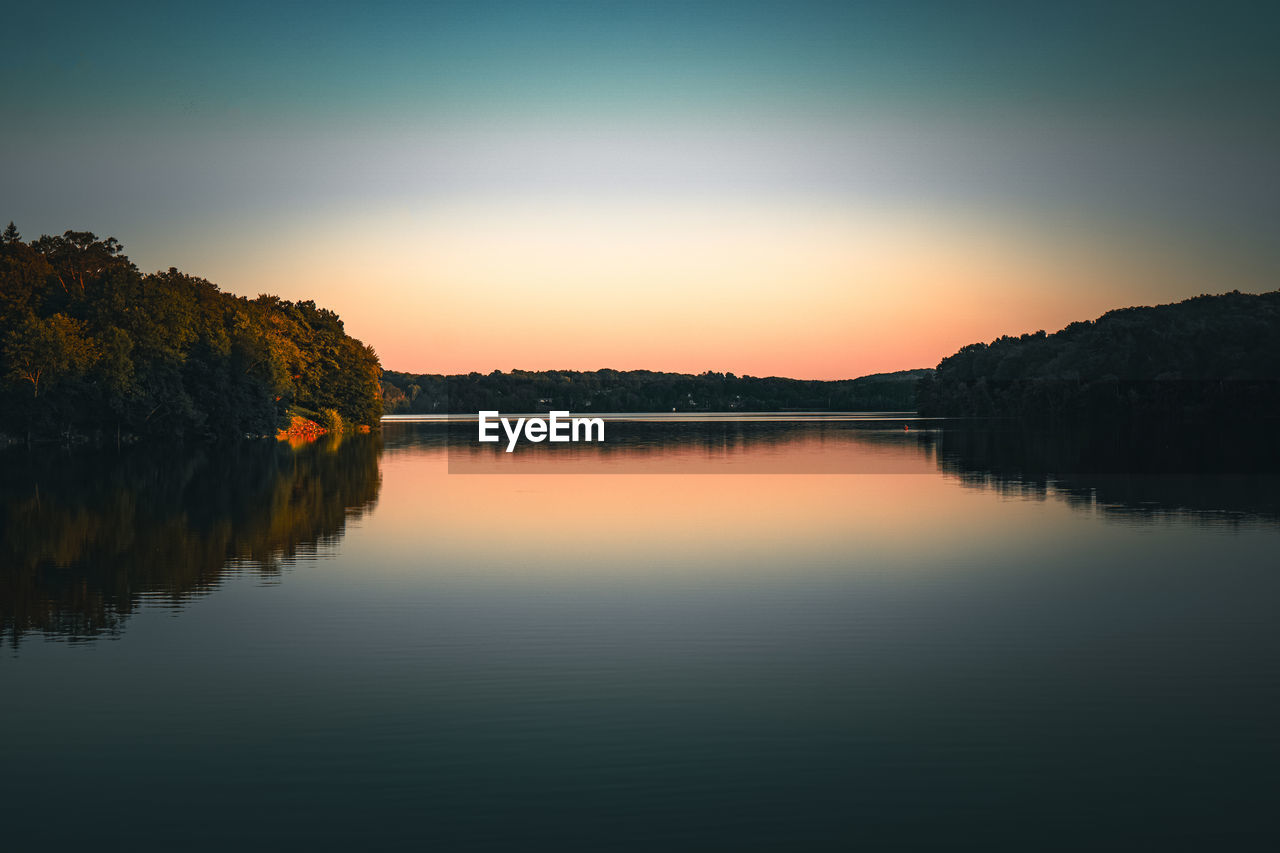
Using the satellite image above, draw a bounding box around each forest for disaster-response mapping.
[379,367,929,415]
[0,224,383,443]
[916,290,1280,421]
[13,221,1268,435]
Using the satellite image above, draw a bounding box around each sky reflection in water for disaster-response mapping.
[2,419,1278,850]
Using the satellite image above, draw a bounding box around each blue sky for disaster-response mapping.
[3,1,1278,376]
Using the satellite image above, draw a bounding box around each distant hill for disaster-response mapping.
[381,367,931,414]
[849,368,933,385]
[917,290,1280,421]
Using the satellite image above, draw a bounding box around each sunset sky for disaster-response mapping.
[4,1,1278,378]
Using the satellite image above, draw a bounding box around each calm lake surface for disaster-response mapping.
[3,416,1279,850]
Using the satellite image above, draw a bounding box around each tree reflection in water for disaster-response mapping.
[1,434,381,646]
[923,422,1280,523]
[5,418,1275,647]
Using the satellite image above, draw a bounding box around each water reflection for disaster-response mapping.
[416,417,1280,522]
[4,418,1278,850]
[438,418,938,473]
[4,418,1275,647]
[928,423,1280,523]
[0,434,381,646]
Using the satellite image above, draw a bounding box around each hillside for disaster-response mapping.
[0,225,383,443]
[381,368,930,414]
[916,290,1280,421]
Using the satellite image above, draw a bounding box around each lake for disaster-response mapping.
[3,416,1279,850]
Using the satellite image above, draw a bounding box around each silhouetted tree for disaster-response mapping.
[917,290,1280,422]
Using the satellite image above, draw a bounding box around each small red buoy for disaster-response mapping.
[904,424,909,431]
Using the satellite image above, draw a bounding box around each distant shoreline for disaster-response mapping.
[382,411,922,422]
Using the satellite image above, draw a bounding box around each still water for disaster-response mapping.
[3,417,1279,850]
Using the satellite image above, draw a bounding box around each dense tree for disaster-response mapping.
[916,290,1280,422]
[0,226,383,442]
[3,313,97,399]
[379,368,930,415]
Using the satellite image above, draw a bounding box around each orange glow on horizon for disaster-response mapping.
[197,198,1239,380]
[356,430,1084,575]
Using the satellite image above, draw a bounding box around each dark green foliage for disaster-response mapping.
[318,407,344,433]
[0,227,382,442]
[916,290,1280,422]
[380,368,931,414]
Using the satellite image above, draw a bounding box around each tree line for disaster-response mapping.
[916,290,1280,422]
[0,224,383,443]
[380,367,930,415]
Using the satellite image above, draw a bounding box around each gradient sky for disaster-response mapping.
[4,1,1278,378]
